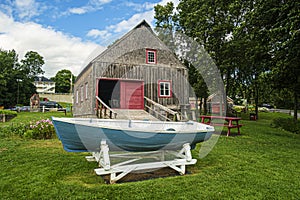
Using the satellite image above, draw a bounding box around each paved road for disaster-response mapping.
[270,109,300,118]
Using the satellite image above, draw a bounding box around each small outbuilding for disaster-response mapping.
[73,20,190,118]
[207,93,234,114]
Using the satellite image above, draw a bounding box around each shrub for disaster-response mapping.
[27,119,56,139]
[233,105,245,113]
[1,118,56,139]
[0,110,18,115]
[0,123,28,138]
[0,110,17,122]
[271,118,300,134]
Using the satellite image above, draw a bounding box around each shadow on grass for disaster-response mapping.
[101,168,186,184]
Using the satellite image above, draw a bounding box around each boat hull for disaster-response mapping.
[52,117,214,152]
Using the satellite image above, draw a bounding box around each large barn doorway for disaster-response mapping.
[98,78,144,109]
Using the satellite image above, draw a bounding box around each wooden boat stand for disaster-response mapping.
[86,140,197,184]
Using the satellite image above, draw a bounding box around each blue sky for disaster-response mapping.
[0,0,179,77]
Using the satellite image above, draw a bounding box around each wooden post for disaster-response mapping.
[99,105,103,118]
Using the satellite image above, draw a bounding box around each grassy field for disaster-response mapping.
[0,112,299,199]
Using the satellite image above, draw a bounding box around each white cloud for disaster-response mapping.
[87,29,111,38]
[68,7,87,15]
[91,0,113,6]
[124,2,155,12]
[108,10,154,33]
[14,0,42,20]
[0,12,104,78]
[0,0,181,77]
[66,0,112,15]
[87,0,180,41]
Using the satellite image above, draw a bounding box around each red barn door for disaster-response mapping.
[120,80,144,109]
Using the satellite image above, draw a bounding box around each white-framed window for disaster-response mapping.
[80,85,84,102]
[85,82,88,99]
[146,49,157,64]
[76,90,79,104]
[158,80,172,98]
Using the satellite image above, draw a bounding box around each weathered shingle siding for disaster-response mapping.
[92,25,183,67]
[73,21,189,117]
[92,62,189,106]
[73,66,95,117]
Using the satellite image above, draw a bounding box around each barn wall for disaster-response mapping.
[73,65,95,117]
[73,21,190,117]
[93,62,189,107]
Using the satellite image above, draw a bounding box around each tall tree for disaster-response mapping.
[154,0,299,119]
[268,0,300,120]
[20,51,45,79]
[155,2,210,114]
[0,49,18,106]
[175,0,245,115]
[184,60,209,114]
[51,69,75,93]
[0,49,43,107]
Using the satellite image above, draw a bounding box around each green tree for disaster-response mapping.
[0,49,43,107]
[154,0,300,119]
[184,60,209,114]
[51,69,75,93]
[155,2,211,114]
[0,49,18,106]
[268,1,300,120]
[20,51,45,79]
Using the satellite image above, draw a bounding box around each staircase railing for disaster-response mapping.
[144,97,180,121]
[96,96,117,119]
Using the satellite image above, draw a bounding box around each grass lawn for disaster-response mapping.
[0,112,299,199]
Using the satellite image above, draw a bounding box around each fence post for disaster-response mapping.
[1,114,5,122]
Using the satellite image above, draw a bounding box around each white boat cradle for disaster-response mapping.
[86,140,197,184]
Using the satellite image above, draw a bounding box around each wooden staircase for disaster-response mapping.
[96,96,182,121]
[113,109,159,121]
[144,97,180,121]
[96,96,158,120]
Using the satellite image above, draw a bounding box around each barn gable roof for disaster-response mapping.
[91,20,168,63]
[76,20,184,81]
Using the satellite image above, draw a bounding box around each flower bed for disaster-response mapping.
[24,119,56,139]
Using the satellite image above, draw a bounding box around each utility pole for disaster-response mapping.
[16,79,22,105]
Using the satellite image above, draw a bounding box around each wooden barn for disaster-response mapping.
[73,20,190,120]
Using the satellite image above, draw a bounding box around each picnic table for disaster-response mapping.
[200,115,243,136]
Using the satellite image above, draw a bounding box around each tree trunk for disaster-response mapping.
[203,97,207,115]
[225,70,230,102]
[293,89,298,121]
[199,97,203,115]
[195,96,199,120]
[255,79,259,120]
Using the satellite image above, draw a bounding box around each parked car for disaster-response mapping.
[6,106,30,112]
[40,101,64,111]
[261,103,274,109]
[19,106,30,112]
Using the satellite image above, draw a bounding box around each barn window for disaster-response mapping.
[158,80,172,98]
[80,85,84,102]
[146,49,157,64]
[76,90,79,104]
[85,83,88,99]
